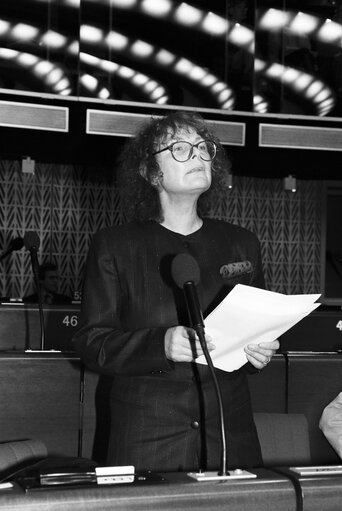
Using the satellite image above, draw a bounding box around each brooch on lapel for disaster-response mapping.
[219,260,253,280]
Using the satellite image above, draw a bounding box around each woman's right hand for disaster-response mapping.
[164,326,215,362]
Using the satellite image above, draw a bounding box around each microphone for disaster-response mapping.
[171,253,203,333]
[24,231,45,350]
[0,237,24,262]
[171,253,228,478]
[24,231,40,283]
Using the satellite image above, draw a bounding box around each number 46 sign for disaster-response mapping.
[62,315,78,327]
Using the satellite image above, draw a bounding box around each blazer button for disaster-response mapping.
[191,420,200,429]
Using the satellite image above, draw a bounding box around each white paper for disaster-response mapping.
[196,284,321,372]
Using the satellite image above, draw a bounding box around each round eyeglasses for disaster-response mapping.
[153,139,217,162]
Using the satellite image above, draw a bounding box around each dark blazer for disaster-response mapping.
[73,218,265,472]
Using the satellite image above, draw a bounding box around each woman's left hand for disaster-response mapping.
[244,339,280,370]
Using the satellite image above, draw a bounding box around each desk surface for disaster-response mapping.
[0,469,296,511]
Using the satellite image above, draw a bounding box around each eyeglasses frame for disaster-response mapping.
[152,139,217,162]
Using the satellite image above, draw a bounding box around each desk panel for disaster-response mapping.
[0,304,80,351]
[0,469,296,511]
[280,310,342,352]
[0,353,81,457]
[276,467,342,511]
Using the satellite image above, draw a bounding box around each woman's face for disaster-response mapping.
[154,127,212,199]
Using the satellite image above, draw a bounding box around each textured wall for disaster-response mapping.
[0,160,322,299]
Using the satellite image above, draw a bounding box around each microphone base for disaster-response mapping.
[187,469,257,482]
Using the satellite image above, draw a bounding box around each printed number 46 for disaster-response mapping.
[63,315,78,327]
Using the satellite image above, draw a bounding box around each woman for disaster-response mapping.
[73,111,279,473]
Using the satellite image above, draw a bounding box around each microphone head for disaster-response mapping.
[171,253,200,288]
[9,237,24,251]
[24,231,40,251]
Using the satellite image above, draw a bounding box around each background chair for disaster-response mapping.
[254,413,311,467]
[0,439,47,479]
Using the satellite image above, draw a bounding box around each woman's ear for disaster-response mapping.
[139,164,162,188]
[138,164,148,181]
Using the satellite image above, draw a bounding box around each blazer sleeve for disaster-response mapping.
[72,231,172,377]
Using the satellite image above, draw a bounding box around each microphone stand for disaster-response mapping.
[183,281,227,476]
[184,282,256,482]
[30,247,45,351]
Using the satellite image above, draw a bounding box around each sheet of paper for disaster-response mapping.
[195,284,321,372]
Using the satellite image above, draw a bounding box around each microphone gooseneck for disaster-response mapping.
[24,231,45,350]
[171,253,228,476]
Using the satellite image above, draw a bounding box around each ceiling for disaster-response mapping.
[0,0,341,179]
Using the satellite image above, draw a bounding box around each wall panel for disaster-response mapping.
[0,160,323,298]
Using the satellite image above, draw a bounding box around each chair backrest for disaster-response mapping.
[254,413,311,467]
[0,439,47,476]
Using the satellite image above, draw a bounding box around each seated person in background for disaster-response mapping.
[23,262,72,305]
[319,392,342,458]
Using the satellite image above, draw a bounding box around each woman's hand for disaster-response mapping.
[164,326,215,362]
[244,339,280,370]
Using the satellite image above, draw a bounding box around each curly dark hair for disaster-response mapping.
[117,110,231,222]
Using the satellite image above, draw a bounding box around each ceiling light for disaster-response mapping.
[305,81,323,99]
[202,12,228,35]
[156,96,168,104]
[16,53,39,67]
[141,0,172,17]
[111,0,137,7]
[98,88,110,99]
[288,12,319,34]
[174,4,202,26]
[317,19,342,43]
[132,73,149,86]
[175,58,193,74]
[80,52,100,65]
[155,49,175,66]
[118,65,135,79]
[228,24,254,48]
[40,30,67,48]
[100,60,119,72]
[130,40,154,57]
[45,68,64,85]
[53,78,71,91]
[34,61,55,76]
[0,48,18,59]
[80,74,98,91]
[221,98,235,110]
[258,8,292,30]
[106,31,129,50]
[0,20,10,35]
[150,86,166,100]
[11,23,39,41]
[144,80,158,92]
[81,25,104,43]
[67,41,79,55]
[200,74,216,87]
